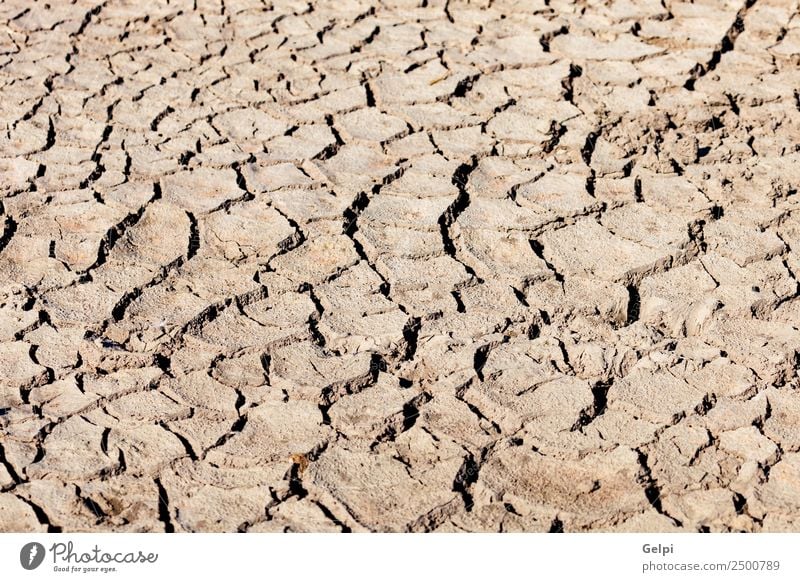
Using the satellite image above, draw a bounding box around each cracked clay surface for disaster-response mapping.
[2,0,800,533]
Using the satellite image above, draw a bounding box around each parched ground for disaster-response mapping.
[1,0,800,533]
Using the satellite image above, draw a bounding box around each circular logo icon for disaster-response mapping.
[20,542,46,570]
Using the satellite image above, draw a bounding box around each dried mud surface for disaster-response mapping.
[2,0,800,533]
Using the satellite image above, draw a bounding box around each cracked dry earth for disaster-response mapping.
[1,0,800,535]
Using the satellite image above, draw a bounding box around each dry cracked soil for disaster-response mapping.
[1,0,800,533]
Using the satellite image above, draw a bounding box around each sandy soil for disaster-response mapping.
[1,0,800,533]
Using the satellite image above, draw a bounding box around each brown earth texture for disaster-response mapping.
[2,0,800,533]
